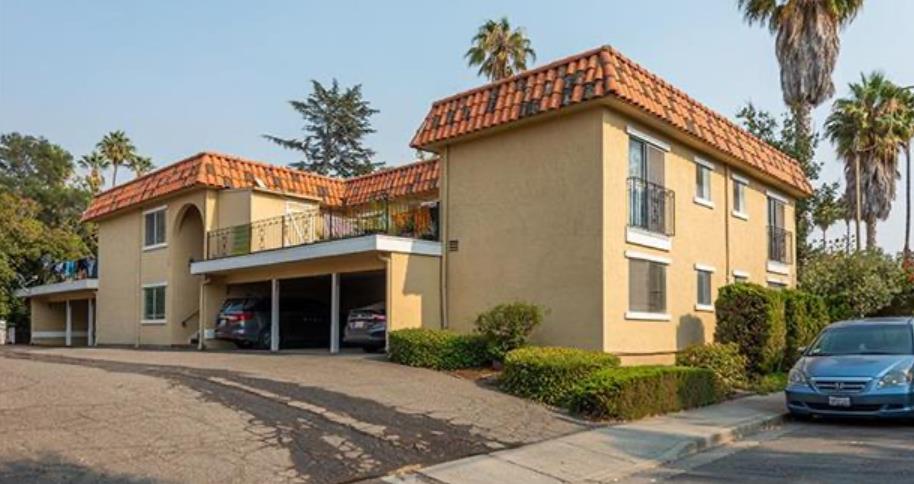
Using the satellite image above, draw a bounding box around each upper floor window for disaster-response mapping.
[696,267,713,308]
[694,158,714,207]
[732,175,748,219]
[628,133,674,236]
[144,206,167,249]
[767,193,792,264]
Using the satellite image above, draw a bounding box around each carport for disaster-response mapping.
[15,279,98,346]
[190,234,441,353]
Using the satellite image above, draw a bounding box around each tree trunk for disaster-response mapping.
[855,153,863,252]
[112,163,119,187]
[822,227,828,248]
[866,215,877,250]
[905,142,911,258]
[845,220,851,253]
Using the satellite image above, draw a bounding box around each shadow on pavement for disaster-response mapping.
[0,453,159,484]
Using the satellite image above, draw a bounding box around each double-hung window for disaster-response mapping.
[732,175,748,218]
[694,158,714,207]
[144,206,167,249]
[142,284,166,323]
[696,269,713,309]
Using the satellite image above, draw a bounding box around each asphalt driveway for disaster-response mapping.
[0,347,585,483]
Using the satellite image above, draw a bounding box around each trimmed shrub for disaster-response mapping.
[782,290,830,366]
[676,343,747,395]
[387,328,490,370]
[569,366,721,420]
[501,346,621,406]
[474,302,545,360]
[715,283,786,375]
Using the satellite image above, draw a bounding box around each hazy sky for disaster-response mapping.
[1,1,911,251]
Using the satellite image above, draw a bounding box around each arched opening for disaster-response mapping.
[170,203,204,345]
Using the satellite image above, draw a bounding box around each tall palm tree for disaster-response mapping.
[129,155,154,177]
[78,151,110,194]
[737,0,863,152]
[811,181,843,247]
[96,130,136,187]
[894,86,914,257]
[825,72,902,249]
[465,17,535,81]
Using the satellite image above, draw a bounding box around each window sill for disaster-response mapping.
[143,243,167,252]
[731,210,748,221]
[141,319,166,325]
[625,227,671,251]
[625,311,671,321]
[695,304,715,313]
[693,197,714,209]
[766,260,790,275]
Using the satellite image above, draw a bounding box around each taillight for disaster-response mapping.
[225,311,254,322]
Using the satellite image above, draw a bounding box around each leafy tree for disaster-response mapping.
[810,181,844,246]
[737,0,863,162]
[800,248,905,320]
[825,72,903,249]
[465,17,536,81]
[96,130,136,187]
[264,79,382,177]
[78,151,110,194]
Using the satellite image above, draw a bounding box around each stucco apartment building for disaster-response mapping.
[17,45,811,363]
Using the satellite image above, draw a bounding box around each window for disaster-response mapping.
[768,281,788,290]
[733,272,749,283]
[144,207,166,248]
[629,138,665,184]
[628,136,672,235]
[732,176,748,217]
[142,284,166,322]
[694,159,713,206]
[629,258,667,314]
[697,269,712,307]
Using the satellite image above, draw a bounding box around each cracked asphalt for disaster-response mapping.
[0,347,586,483]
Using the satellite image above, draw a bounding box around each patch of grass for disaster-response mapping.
[750,372,787,394]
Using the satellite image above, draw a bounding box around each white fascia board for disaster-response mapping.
[190,235,442,275]
[624,250,671,265]
[14,279,99,298]
[626,126,671,152]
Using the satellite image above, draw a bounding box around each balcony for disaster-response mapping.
[768,226,793,265]
[206,199,439,260]
[627,177,675,236]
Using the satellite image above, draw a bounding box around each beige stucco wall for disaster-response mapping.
[443,108,606,350]
[29,297,90,346]
[387,252,441,332]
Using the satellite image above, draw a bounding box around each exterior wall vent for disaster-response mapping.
[448,240,459,252]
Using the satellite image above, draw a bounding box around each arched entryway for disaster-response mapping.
[170,203,204,344]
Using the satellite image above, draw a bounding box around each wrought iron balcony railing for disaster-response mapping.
[768,226,793,264]
[627,177,675,236]
[206,199,439,260]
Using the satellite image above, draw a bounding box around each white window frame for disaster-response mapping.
[625,251,670,321]
[695,264,714,312]
[141,282,167,324]
[142,205,168,250]
[694,157,715,208]
[731,174,749,220]
[626,126,671,152]
[732,269,750,283]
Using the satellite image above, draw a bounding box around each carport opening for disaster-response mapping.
[340,270,386,350]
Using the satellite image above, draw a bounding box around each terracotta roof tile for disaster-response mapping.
[81,152,439,222]
[411,45,812,195]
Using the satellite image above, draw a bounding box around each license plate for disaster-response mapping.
[828,396,851,407]
[352,321,365,329]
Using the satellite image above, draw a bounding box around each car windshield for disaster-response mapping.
[808,324,914,356]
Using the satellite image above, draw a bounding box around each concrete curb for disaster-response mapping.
[384,394,788,483]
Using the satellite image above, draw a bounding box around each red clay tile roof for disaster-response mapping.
[81,152,439,222]
[411,45,812,196]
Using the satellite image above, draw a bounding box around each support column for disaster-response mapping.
[270,279,280,352]
[87,298,95,347]
[330,273,340,354]
[65,300,72,347]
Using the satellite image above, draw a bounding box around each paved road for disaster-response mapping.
[0,347,585,483]
[630,418,914,483]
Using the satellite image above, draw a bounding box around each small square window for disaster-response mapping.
[697,270,712,306]
[143,285,166,322]
[144,208,166,248]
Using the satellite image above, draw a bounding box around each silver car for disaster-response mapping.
[343,302,386,351]
[786,317,914,418]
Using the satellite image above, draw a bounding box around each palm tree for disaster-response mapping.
[129,155,154,177]
[825,72,902,250]
[96,130,136,187]
[737,0,863,154]
[894,86,914,257]
[465,17,535,81]
[811,181,843,246]
[78,151,110,194]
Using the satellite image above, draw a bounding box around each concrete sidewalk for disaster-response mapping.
[384,392,786,483]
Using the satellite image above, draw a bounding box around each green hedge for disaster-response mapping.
[782,290,830,366]
[715,283,786,375]
[569,366,720,420]
[387,329,490,370]
[675,343,747,396]
[501,346,621,406]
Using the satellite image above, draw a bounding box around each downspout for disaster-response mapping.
[136,210,142,348]
[724,165,731,282]
[439,146,449,329]
[377,253,392,351]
